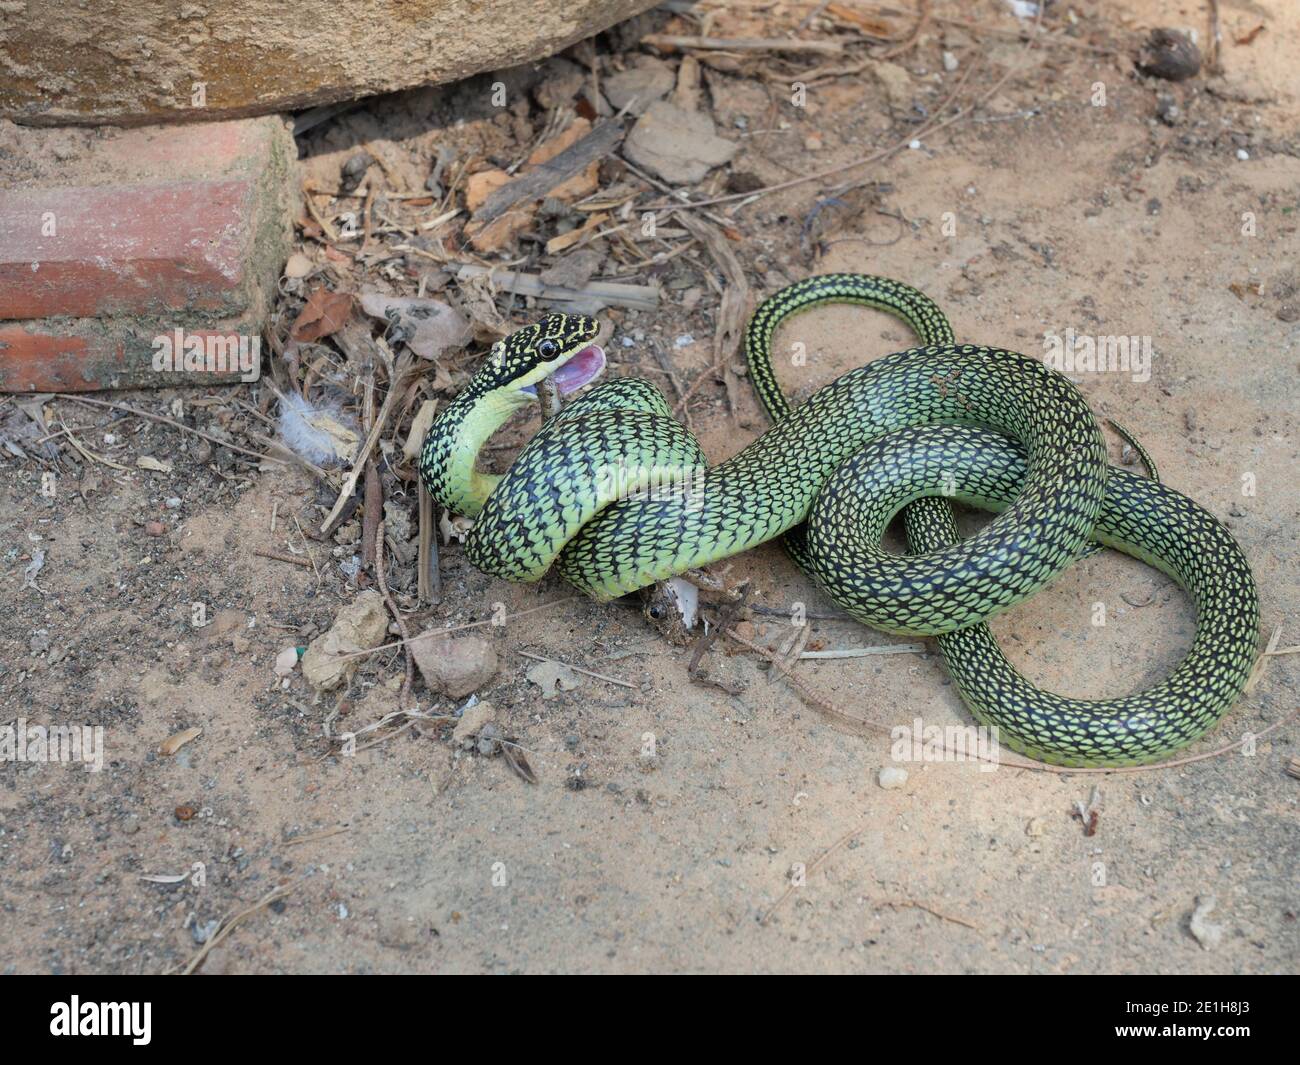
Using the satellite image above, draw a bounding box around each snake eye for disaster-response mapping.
[538,339,559,360]
[648,605,664,620]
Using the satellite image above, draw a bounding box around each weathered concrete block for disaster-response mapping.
[0,1,659,126]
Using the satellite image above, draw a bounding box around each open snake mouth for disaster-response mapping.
[521,344,606,397]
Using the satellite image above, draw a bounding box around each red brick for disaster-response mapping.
[0,314,263,392]
[0,115,294,392]
[0,180,257,319]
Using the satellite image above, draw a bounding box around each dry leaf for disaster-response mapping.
[825,2,897,36]
[291,288,354,342]
[284,252,315,279]
[136,455,173,473]
[159,726,202,757]
[465,169,511,212]
[526,659,583,699]
[526,117,601,202]
[358,291,471,361]
[546,212,610,255]
[402,399,439,461]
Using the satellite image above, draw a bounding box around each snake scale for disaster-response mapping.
[419,274,1260,767]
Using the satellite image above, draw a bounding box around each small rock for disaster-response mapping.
[1155,94,1181,125]
[284,253,314,279]
[1189,894,1225,950]
[1137,28,1201,82]
[539,247,603,290]
[273,646,299,678]
[301,590,389,692]
[1025,817,1045,837]
[725,171,765,195]
[942,50,959,72]
[533,57,586,111]
[121,815,140,835]
[144,520,167,537]
[451,701,496,746]
[410,632,498,698]
[878,766,909,790]
[340,150,374,193]
[623,100,737,185]
[175,805,196,821]
[192,918,221,945]
[603,56,675,115]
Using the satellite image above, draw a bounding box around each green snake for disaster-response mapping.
[419,274,1259,766]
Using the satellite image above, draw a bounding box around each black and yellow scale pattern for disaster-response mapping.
[420,274,1260,766]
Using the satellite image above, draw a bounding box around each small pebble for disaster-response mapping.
[1189,895,1224,950]
[1236,149,1250,161]
[1137,28,1201,82]
[144,520,167,537]
[878,766,909,790]
[192,918,220,945]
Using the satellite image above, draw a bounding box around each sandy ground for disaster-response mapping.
[1,1,1297,974]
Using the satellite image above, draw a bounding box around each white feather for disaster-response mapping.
[276,392,359,467]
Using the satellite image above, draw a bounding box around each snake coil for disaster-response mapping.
[422,274,1260,766]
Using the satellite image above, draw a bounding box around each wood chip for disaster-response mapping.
[158,727,202,757]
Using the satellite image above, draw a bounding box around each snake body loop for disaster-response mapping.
[420,274,1260,766]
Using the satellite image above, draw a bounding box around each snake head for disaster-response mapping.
[480,312,606,405]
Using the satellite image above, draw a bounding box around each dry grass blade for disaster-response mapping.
[176,883,295,975]
[501,740,538,785]
[516,649,635,688]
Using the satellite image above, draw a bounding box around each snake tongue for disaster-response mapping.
[552,344,606,394]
